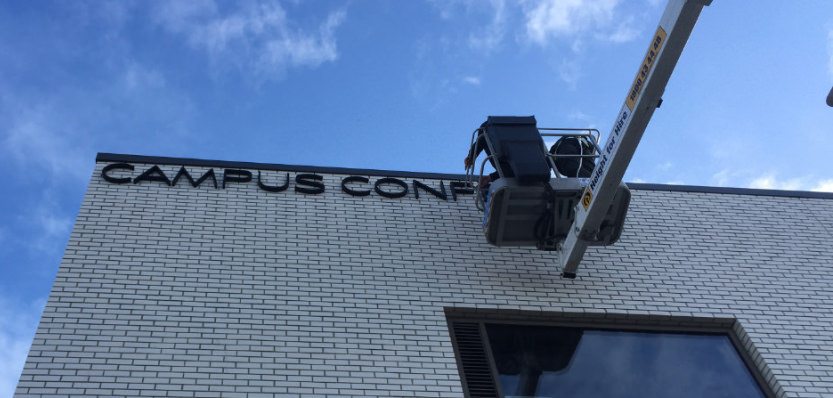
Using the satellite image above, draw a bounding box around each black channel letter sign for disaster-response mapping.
[101,163,472,201]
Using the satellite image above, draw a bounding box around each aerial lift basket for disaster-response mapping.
[465,116,630,251]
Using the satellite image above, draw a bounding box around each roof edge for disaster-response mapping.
[96,152,833,200]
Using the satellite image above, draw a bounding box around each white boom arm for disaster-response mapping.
[559,0,712,277]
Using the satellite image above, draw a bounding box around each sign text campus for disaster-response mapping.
[102,163,474,201]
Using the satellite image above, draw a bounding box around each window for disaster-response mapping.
[449,320,770,398]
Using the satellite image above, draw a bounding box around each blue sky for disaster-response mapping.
[1,0,832,395]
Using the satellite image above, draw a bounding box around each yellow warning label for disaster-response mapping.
[581,189,593,209]
[626,26,667,111]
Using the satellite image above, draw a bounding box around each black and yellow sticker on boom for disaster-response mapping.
[581,189,593,209]
[626,26,667,111]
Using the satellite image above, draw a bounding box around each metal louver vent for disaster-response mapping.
[451,321,498,398]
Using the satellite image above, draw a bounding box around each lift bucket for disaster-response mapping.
[484,178,630,248]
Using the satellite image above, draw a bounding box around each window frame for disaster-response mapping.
[447,312,777,398]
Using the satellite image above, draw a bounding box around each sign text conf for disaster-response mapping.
[102,163,475,201]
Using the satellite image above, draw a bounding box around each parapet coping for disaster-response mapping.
[97,152,833,200]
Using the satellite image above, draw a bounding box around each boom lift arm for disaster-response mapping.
[464,0,711,278]
[559,0,713,277]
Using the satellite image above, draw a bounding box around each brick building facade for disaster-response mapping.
[15,153,833,397]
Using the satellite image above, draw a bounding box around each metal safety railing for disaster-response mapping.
[465,128,496,211]
[540,128,602,179]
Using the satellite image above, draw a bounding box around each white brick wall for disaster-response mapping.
[16,157,833,397]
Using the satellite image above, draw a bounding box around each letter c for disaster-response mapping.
[342,176,371,196]
[102,163,134,184]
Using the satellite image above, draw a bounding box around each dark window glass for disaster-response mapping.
[485,324,765,398]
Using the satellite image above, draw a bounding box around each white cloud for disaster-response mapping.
[427,0,507,52]
[152,0,219,33]
[427,0,641,90]
[462,76,481,85]
[712,169,733,186]
[436,0,639,50]
[812,179,833,192]
[0,57,193,263]
[520,0,641,88]
[260,9,345,71]
[0,296,45,398]
[746,174,833,192]
[524,0,622,45]
[713,170,833,193]
[604,16,639,43]
[749,174,804,191]
[152,1,346,80]
[1,59,192,185]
